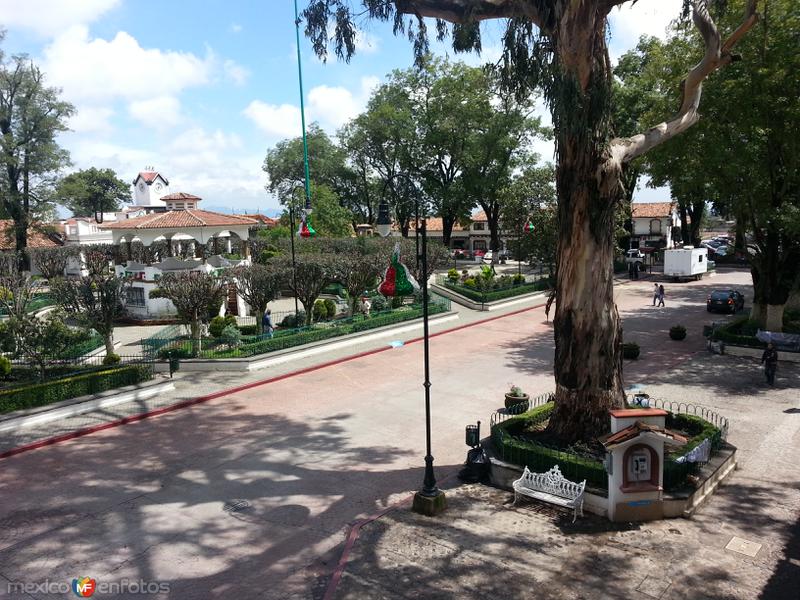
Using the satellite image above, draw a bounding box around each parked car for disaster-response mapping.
[482,250,494,263]
[707,289,745,313]
[473,249,486,258]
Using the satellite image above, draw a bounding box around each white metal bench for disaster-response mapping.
[512,465,586,522]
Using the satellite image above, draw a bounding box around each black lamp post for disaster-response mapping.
[287,185,304,322]
[376,177,446,516]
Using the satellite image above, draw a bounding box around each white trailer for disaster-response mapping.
[663,247,708,281]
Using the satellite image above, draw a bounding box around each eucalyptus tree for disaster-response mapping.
[303,0,758,441]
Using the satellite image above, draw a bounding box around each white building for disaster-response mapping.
[630,202,681,250]
[132,170,171,211]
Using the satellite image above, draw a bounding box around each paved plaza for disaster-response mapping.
[0,270,798,599]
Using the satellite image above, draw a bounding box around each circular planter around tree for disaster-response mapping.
[505,392,530,410]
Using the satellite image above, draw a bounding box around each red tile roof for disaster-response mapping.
[472,210,488,222]
[161,192,201,201]
[610,409,668,419]
[100,209,257,230]
[601,421,687,449]
[391,217,468,233]
[632,202,674,218]
[133,171,169,185]
[0,220,61,250]
[241,213,279,226]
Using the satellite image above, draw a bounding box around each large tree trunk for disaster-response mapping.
[104,334,115,356]
[546,3,625,443]
[765,304,784,332]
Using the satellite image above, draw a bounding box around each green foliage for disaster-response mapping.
[102,353,121,366]
[157,345,195,360]
[0,356,10,378]
[219,324,241,348]
[711,318,766,348]
[279,312,306,328]
[447,268,459,282]
[369,295,388,312]
[0,365,152,415]
[313,299,328,321]
[669,325,687,341]
[663,413,723,489]
[324,298,337,318]
[622,342,641,360]
[209,315,238,338]
[492,402,608,489]
[512,274,525,285]
[56,167,130,217]
[445,278,551,303]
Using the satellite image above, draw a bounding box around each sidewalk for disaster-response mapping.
[329,351,800,600]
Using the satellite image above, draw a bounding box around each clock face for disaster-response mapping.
[138,182,145,191]
[155,183,163,192]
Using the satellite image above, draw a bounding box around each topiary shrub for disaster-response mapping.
[370,295,388,312]
[464,277,477,289]
[209,315,237,338]
[313,299,328,322]
[0,356,11,379]
[391,296,403,309]
[279,311,306,328]
[102,353,121,366]
[512,273,525,285]
[220,324,241,348]
[447,268,459,282]
[669,325,687,341]
[622,342,640,360]
[324,298,337,319]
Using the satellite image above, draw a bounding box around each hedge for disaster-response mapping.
[200,303,448,359]
[492,402,608,489]
[493,403,723,491]
[0,365,153,415]
[710,317,766,348]
[444,279,550,303]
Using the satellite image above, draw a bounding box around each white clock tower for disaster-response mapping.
[132,168,170,210]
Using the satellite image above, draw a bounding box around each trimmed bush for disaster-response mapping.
[279,311,306,328]
[0,365,153,415]
[492,402,608,489]
[0,356,10,378]
[324,298,337,318]
[239,324,258,336]
[447,268,459,282]
[669,325,687,341]
[220,324,241,347]
[157,345,195,359]
[370,295,388,312]
[102,353,121,366]
[209,315,237,338]
[313,299,328,321]
[512,273,525,285]
[622,342,640,360]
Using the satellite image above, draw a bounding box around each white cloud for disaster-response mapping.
[67,106,116,135]
[224,59,250,86]
[0,0,120,37]
[242,101,302,140]
[42,26,213,104]
[307,76,379,129]
[128,96,183,128]
[609,0,683,49]
[354,30,380,54]
[229,23,243,34]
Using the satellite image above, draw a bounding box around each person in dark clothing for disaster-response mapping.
[657,284,665,307]
[262,309,274,339]
[761,342,778,385]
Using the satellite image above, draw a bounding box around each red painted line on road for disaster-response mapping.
[0,302,546,461]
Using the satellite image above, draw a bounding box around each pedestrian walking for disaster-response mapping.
[657,284,665,307]
[762,342,778,385]
[362,296,371,318]
[262,309,274,339]
[652,283,659,306]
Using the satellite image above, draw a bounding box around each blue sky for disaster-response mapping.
[1,0,682,214]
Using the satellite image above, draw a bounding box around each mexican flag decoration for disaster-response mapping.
[379,243,419,297]
[524,220,534,233]
[298,212,316,238]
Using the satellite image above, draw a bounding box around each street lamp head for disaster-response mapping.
[376,198,392,238]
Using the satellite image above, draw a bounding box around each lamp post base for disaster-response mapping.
[412,489,447,517]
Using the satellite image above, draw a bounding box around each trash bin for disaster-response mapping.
[465,422,480,448]
[168,351,180,377]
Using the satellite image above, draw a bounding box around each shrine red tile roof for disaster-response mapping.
[631,202,675,218]
[100,209,257,230]
[0,220,61,250]
[601,421,687,449]
[610,409,668,419]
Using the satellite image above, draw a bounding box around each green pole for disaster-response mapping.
[294,0,312,212]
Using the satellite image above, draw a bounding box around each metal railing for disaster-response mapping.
[645,397,729,441]
[2,353,155,389]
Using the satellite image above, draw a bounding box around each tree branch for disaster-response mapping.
[610,0,758,164]
[395,0,546,30]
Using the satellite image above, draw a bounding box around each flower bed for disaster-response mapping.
[491,399,724,492]
[0,364,153,414]
[443,278,550,303]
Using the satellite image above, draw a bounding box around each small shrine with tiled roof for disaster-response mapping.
[600,408,687,522]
